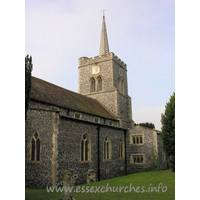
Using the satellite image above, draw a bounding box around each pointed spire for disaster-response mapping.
[99,13,109,56]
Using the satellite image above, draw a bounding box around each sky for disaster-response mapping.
[25,0,175,130]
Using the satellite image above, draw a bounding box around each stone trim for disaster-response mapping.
[97,75,103,92]
[60,115,126,130]
[130,154,145,164]
[119,137,125,159]
[103,135,112,160]
[89,77,96,93]
[117,77,125,95]
[28,107,60,113]
[93,117,100,123]
[51,112,60,186]
[74,112,82,119]
[28,130,41,163]
[80,132,91,162]
[85,88,117,96]
[73,174,78,180]
[130,134,144,145]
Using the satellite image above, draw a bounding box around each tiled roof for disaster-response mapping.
[30,76,118,120]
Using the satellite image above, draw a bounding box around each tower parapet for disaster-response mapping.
[79,52,127,70]
[112,53,127,70]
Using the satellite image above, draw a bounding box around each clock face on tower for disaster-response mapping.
[92,66,100,74]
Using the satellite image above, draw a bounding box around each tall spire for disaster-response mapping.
[99,13,109,56]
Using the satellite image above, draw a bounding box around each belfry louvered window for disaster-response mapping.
[118,78,124,95]
[97,76,102,92]
[90,77,95,93]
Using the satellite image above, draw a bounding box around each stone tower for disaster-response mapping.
[78,15,133,128]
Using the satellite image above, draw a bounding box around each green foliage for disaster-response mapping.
[170,155,175,173]
[146,146,158,171]
[161,92,175,172]
[25,55,33,120]
[135,122,155,129]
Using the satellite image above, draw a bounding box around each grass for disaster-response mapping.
[25,169,175,200]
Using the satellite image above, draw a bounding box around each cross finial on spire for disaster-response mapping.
[101,10,106,17]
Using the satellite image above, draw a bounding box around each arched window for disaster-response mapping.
[81,133,90,161]
[118,78,124,94]
[104,135,111,160]
[31,138,35,161]
[121,80,124,95]
[30,132,40,161]
[97,76,102,92]
[119,138,124,158]
[90,77,95,93]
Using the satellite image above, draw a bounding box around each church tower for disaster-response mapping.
[78,14,133,128]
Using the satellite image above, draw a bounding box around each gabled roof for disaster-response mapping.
[30,76,118,120]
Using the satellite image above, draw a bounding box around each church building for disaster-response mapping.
[25,15,166,189]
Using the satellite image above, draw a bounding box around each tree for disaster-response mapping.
[135,122,155,129]
[25,55,33,120]
[161,92,175,172]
